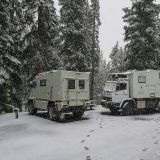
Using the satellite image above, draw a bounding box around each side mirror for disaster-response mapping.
[30,81,36,88]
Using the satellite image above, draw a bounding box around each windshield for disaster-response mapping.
[104,82,116,92]
[116,83,127,91]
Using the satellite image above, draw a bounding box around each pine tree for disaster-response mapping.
[89,0,101,99]
[94,51,109,103]
[22,0,60,80]
[59,0,89,71]
[110,42,126,72]
[123,0,160,70]
[0,0,21,110]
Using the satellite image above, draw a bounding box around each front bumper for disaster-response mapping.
[101,100,120,108]
[101,100,112,108]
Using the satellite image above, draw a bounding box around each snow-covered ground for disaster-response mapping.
[0,107,160,160]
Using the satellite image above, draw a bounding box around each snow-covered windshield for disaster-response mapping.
[104,82,116,92]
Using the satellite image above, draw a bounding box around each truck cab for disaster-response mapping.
[101,70,160,115]
[102,80,129,110]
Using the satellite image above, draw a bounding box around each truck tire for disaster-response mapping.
[109,107,119,115]
[121,100,136,116]
[28,102,37,115]
[73,111,84,120]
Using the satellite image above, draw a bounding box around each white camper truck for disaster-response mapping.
[27,70,90,121]
[101,70,160,115]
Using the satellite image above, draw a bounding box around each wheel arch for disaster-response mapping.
[120,98,136,109]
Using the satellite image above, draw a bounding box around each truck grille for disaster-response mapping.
[103,97,112,101]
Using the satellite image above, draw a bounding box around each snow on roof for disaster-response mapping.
[110,69,159,75]
[38,70,90,76]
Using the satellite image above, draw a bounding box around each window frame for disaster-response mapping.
[68,79,75,90]
[79,80,85,90]
[40,79,47,86]
[116,83,127,91]
[138,76,146,83]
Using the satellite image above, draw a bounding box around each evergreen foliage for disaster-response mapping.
[0,0,21,110]
[59,0,89,71]
[89,0,101,99]
[123,0,160,70]
[94,52,109,102]
[110,42,126,72]
[22,0,60,81]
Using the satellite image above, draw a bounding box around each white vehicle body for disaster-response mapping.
[101,70,160,114]
[28,70,90,120]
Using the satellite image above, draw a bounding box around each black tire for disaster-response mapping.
[28,103,37,115]
[121,100,136,116]
[109,107,119,115]
[73,111,84,120]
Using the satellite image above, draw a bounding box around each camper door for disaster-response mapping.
[66,79,78,106]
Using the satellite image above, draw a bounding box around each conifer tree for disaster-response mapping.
[89,0,101,99]
[22,0,60,80]
[123,0,160,70]
[110,42,126,72]
[0,0,21,110]
[59,0,89,71]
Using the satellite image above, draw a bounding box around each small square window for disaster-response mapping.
[68,79,75,89]
[138,76,146,83]
[79,80,85,89]
[40,79,46,86]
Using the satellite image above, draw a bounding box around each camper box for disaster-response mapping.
[28,70,90,120]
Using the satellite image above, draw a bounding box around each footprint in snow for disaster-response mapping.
[84,146,89,150]
[152,136,156,139]
[86,135,90,138]
[154,140,159,144]
[86,156,92,160]
[89,130,95,133]
[100,126,102,128]
[142,148,148,152]
[81,140,85,143]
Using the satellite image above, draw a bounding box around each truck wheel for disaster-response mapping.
[121,100,136,116]
[28,103,37,115]
[109,107,119,115]
[73,111,84,120]
[48,106,56,120]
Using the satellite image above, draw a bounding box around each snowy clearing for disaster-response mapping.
[0,107,160,160]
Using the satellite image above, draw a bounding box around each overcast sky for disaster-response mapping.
[55,0,160,62]
[99,0,131,61]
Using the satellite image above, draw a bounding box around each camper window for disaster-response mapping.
[68,79,75,89]
[138,76,146,83]
[79,80,85,89]
[40,79,46,86]
[116,83,127,91]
